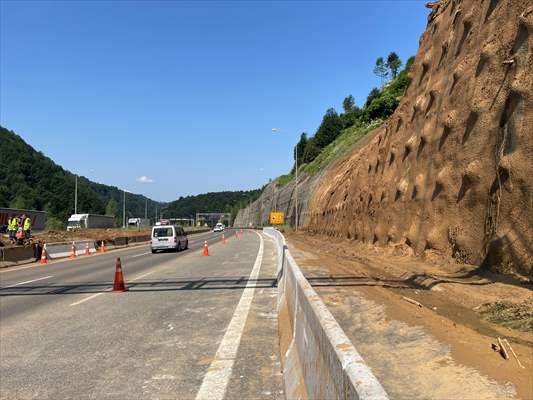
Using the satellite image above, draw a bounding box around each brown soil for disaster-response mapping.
[32,228,152,244]
[0,227,209,248]
[286,231,533,399]
[305,0,533,277]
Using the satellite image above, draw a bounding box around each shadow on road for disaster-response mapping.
[0,276,278,296]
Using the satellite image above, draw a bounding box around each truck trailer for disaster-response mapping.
[127,218,151,228]
[67,214,115,230]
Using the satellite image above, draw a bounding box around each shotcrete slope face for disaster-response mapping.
[307,0,532,277]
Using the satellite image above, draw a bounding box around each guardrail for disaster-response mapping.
[263,227,388,400]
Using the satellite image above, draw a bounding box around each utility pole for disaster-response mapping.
[74,175,78,214]
[145,198,147,219]
[295,146,299,231]
[122,189,126,228]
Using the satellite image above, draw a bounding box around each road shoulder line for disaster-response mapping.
[195,231,264,400]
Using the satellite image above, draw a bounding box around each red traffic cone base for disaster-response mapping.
[113,257,128,292]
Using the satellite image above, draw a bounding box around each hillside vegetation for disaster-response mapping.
[164,189,263,221]
[0,127,158,229]
[277,54,414,186]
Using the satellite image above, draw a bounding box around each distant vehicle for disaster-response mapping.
[151,225,188,253]
[127,218,151,228]
[155,219,170,226]
[66,214,114,231]
[213,223,225,232]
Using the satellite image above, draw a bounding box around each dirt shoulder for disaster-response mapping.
[285,231,533,400]
[1,227,209,248]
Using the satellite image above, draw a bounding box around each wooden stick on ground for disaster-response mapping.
[497,337,509,360]
[503,339,525,369]
[402,296,423,308]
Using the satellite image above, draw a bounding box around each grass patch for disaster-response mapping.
[276,173,295,188]
[302,119,383,175]
[481,301,533,332]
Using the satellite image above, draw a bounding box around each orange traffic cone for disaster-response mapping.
[235,231,239,239]
[69,241,76,259]
[84,242,91,256]
[100,240,106,253]
[40,244,48,264]
[221,233,226,244]
[113,257,127,292]
[203,241,209,256]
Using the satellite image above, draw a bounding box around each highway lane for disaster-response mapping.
[0,230,238,320]
[0,229,283,399]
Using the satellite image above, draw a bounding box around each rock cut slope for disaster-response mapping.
[306,0,532,276]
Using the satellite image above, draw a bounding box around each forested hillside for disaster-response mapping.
[0,126,158,229]
[0,126,263,229]
[164,190,263,221]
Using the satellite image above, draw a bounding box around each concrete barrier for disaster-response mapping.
[45,240,97,259]
[0,245,37,267]
[263,227,388,400]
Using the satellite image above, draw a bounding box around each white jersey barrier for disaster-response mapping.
[45,240,97,259]
[263,227,388,400]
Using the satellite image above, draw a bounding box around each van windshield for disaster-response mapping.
[153,227,173,237]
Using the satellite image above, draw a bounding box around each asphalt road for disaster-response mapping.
[0,229,283,400]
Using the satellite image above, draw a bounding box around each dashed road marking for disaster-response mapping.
[195,231,264,400]
[2,275,54,288]
[69,292,106,306]
[130,251,151,258]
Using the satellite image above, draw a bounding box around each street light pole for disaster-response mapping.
[122,189,126,229]
[74,175,78,214]
[145,198,148,219]
[295,146,299,231]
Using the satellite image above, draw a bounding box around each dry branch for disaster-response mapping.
[503,339,525,369]
[402,296,423,308]
[497,337,509,360]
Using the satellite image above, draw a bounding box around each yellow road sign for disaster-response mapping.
[270,212,284,225]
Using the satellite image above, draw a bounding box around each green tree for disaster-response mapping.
[342,95,355,113]
[386,52,402,78]
[105,198,118,217]
[373,57,388,84]
[302,138,320,163]
[314,108,342,149]
[295,132,308,164]
[365,88,381,107]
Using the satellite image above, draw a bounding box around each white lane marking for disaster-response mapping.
[0,244,151,274]
[70,266,157,306]
[130,251,151,258]
[131,270,155,281]
[2,275,54,288]
[195,231,264,400]
[69,292,106,306]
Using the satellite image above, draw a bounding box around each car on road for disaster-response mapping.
[151,225,188,253]
[213,223,225,232]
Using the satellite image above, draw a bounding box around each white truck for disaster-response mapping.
[67,214,115,231]
[127,218,151,228]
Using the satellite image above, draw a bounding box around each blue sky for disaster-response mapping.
[1,1,428,201]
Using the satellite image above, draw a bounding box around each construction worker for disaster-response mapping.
[23,215,32,240]
[8,216,17,242]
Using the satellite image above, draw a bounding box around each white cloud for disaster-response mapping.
[137,175,154,183]
[271,128,278,133]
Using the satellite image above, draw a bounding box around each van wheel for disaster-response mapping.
[184,240,188,250]
[176,242,182,252]
[151,249,156,254]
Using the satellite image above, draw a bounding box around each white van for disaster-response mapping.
[213,222,225,232]
[151,225,188,253]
